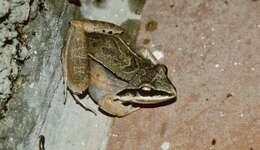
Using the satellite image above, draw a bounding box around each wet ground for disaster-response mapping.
[107,0,260,150]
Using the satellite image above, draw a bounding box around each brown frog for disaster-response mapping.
[62,20,176,117]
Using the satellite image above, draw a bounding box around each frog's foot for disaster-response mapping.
[98,95,140,117]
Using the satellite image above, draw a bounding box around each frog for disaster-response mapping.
[62,20,177,117]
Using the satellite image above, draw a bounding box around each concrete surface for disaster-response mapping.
[108,0,260,150]
[0,0,145,150]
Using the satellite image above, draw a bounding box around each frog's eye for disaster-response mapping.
[140,84,153,91]
[141,86,152,91]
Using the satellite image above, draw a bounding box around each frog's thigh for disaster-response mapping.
[63,23,90,94]
[98,95,139,117]
[70,20,124,35]
[135,47,159,64]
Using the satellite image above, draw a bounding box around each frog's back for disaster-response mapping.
[86,33,152,81]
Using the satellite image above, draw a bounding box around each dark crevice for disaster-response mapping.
[38,0,47,13]
[4,39,14,45]
[68,0,81,6]
[1,38,14,48]
[29,0,34,5]
[0,9,11,23]
[0,101,8,119]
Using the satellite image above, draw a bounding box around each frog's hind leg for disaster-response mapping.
[62,21,96,114]
[63,20,90,97]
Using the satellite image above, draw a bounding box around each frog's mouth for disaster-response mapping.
[116,88,176,104]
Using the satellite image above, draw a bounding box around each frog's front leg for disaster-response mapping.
[98,95,140,117]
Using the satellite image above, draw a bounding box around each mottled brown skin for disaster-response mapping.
[62,20,176,117]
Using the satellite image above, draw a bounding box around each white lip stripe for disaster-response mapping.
[119,95,175,103]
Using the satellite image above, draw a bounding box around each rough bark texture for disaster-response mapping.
[0,0,31,120]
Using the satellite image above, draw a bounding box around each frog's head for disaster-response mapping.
[117,64,177,105]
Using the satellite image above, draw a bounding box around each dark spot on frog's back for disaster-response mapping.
[145,20,158,32]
